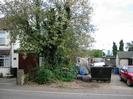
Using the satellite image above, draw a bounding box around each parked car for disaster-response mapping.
[119,65,133,86]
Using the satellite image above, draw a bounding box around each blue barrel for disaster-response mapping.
[114,67,119,74]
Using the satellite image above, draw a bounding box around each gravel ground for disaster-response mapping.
[22,74,132,90]
[0,74,133,95]
[0,74,132,90]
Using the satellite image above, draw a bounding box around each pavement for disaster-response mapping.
[0,74,133,99]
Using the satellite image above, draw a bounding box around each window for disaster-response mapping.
[0,56,10,67]
[128,59,133,65]
[0,58,4,67]
[0,32,6,45]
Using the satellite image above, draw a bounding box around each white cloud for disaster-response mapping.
[91,0,133,50]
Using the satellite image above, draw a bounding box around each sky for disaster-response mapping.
[91,0,133,51]
[0,0,133,51]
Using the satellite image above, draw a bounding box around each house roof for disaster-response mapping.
[117,51,133,59]
[106,56,116,59]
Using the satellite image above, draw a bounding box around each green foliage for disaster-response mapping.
[53,65,77,82]
[119,40,124,51]
[126,41,133,51]
[28,67,38,81]
[35,67,54,84]
[76,49,103,58]
[112,42,117,56]
[90,50,103,57]
[35,64,77,84]
[0,0,94,61]
[0,0,94,83]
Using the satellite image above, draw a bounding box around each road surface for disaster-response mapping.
[0,88,133,99]
[0,75,133,99]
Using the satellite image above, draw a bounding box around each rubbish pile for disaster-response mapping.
[76,57,112,82]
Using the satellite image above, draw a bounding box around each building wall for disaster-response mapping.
[11,52,18,68]
[0,31,18,77]
[116,55,119,67]
[0,31,11,77]
[120,59,128,67]
[0,31,10,48]
[116,54,128,68]
[0,68,10,77]
[10,41,18,68]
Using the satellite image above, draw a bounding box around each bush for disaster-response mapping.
[27,67,38,81]
[53,65,77,81]
[35,64,77,84]
[35,67,54,84]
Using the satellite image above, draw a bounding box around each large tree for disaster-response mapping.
[112,42,117,57]
[119,40,124,51]
[0,0,94,67]
[126,41,133,51]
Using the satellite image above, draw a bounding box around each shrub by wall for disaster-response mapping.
[35,67,54,84]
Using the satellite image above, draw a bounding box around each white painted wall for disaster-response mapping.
[11,53,18,68]
[0,68,10,77]
[11,43,19,68]
[120,59,128,67]
[116,55,119,67]
[0,31,19,77]
[0,31,11,77]
[116,55,128,68]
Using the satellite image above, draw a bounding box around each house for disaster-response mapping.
[116,51,133,68]
[0,18,18,77]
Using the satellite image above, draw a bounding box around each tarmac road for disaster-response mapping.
[0,88,133,99]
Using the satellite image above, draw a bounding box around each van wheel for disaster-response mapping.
[127,79,132,86]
